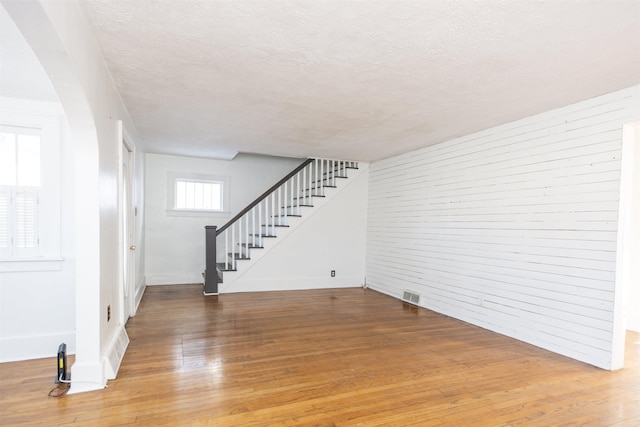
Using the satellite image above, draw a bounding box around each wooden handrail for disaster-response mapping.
[216,158,314,235]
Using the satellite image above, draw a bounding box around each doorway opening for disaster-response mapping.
[613,121,640,369]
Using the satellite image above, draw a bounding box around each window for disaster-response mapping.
[0,97,62,269]
[167,172,229,216]
[0,128,41,258]
[175,179,223,211]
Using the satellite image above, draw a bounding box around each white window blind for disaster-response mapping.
[15,189,38,249]
[1,98,63,268]
[0,187,39,257]
[0,189,9,251]
[175,179,223,211]
[0,127,41,258]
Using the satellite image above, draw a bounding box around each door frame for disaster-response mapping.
[118,122,137,323]
[612,121,640,368]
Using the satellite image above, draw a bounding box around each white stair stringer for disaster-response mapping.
[219,163,368,293]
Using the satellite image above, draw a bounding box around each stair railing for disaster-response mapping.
[204,158,357,294]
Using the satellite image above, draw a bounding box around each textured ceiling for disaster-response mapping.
[79,0,640,161]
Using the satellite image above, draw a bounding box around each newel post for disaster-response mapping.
[204,225,218,295]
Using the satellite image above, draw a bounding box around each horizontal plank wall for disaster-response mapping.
[366,86,640,369]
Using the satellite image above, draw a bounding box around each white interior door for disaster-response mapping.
[122,140,135,321]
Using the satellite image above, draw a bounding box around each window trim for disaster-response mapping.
[0,98,61,268]
[166,172,230,217]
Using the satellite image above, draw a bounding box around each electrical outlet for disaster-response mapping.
[331,270,336,277]
[107,305,111,322]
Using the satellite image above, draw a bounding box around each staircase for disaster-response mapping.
[203,158,360,295]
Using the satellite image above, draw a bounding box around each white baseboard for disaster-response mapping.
[134,282,146,314]
[68,359,106,394]
[221,276,363,293]
[0,331,75,363]
[366,284,403,301]
[145,274,203,285]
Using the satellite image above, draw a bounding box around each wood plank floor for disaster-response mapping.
[1,285,639,426]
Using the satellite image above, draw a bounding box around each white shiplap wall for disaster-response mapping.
[366,86,640,369]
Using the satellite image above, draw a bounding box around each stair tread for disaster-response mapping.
[228,253,250,260]
[320,167,357,177]
[293,195,325,199]
[312,178,346,184]
[249,233,277,237]
[216,262,236,272]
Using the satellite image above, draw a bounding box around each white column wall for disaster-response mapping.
[3,0,143,392]
[620,123,640,333]
[366,86,640,369]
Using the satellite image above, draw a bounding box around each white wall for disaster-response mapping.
[225,165,368,293]
[2,0,144,392]
[145,153,303,285]
[366,86,640,369]
[0,99,75,362]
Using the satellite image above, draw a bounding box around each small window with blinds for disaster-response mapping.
[0,129,41,257]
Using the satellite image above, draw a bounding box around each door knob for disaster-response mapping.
[129,245,136,250]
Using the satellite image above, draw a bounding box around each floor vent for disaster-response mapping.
[105,327,130,380]
[402,290,420,306]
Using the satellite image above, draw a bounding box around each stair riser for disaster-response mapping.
[292,196,317,205]
[267,218,291,226]
[279,205,313,215]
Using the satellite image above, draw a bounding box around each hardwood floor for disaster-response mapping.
[2,285,639,426]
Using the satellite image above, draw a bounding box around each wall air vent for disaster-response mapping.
[402,290,420,306]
